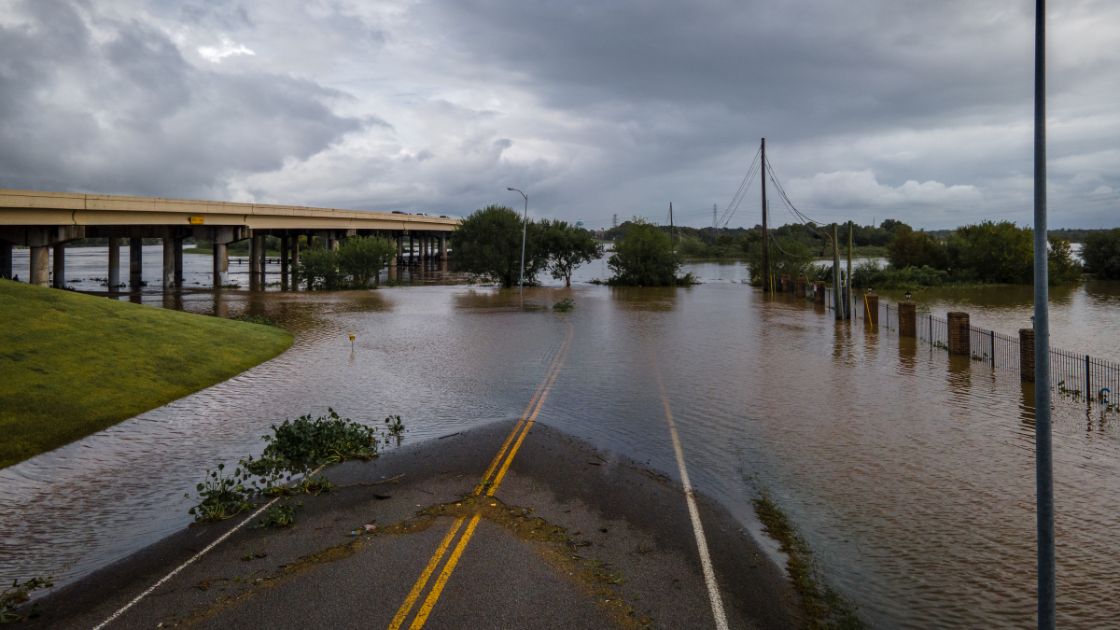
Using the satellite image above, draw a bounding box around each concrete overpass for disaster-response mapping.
[0,188,460,290]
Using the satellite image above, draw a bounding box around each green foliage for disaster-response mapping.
[1081,228,1120,279]
[849,262,949,290]
[1047,237,1082,284]
[607,222,686,286]
[0,280,292,469]
[887,226,947,269]
[453,205,548,288]
[1,577,52,624]
[256,502,300,529]
[945,221,1033,283]
[337,236,396,287]
[552,297,575,312]
[298,247,344,290]
[539,220,603,287]
[745,237,814,287]
[188,409,404,523]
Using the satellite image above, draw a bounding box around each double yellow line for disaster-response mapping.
[389,324,573,630]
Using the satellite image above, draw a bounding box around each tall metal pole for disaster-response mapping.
[1032,1,1055,627]
[761,138,770,293]
[847,221,853,320]
[507,187,529,292]
[669,202,675,251]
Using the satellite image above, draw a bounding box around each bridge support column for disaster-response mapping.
[250,234,262,291]
[163,234,176,289]
[396,234,403,264]
[129,238,143,290]
[439,236,447,261]
[30,246,49,286]
[174,237,184,287]
[52,243,66,288]
[213,242,227,288]
[280,236,289,291]
[290,236,301,290]
[0,241,12,279]
[107,238,120,292]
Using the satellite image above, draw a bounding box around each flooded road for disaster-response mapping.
[2,259,1120,628]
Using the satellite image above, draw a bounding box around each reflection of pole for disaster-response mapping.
[1032,0,1055,627]
[832,223,842,319]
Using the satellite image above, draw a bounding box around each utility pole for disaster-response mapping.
[612,213,618,229]
[712,204,718,229]
[1032,0,1055,627]
[832,223,842,318]
[847,221,853,320]
[669,202,675,251]
[761,137,770,293]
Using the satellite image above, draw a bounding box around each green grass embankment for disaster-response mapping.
[0,280,293,468]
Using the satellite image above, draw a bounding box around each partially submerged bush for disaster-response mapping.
[188,409,404,524]
[1,577,52,624]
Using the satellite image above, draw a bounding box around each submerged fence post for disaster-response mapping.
[1086,355,1091,400]
[947,312,970,356]
[864,293,879,326]
[899,302,916,338]
[814,281,825,305]
[1020,328,1036,382]
[991,330,997,367]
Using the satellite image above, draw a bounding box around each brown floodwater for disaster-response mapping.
[1,259,1119,628]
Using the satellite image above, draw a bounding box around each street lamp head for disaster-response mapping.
[506,187,515,191]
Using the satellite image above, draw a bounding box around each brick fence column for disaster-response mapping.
[813,281,825,305]
[1020,328,1035,382]
[947,312,970,356]
[864,294,879,326]
[898,302,916,338]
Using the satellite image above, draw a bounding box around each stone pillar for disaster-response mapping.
[0,241,12,279]
[213,242,227,288]
[813,281,825,305]
[250,235,261,291]
[898,302,917,338]
[280,235,290,291]
[174,238,184,287]
[30,246,49,286]
[1020,328,1036,382]
[107,237,120,291]
[162,235,176,289]
[863,293,879,326]
[129,238,143,289]
[51,242,66,288]
[947,311,970,356]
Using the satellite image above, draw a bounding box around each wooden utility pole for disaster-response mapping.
[669,202,675,251]
[847,221,854,320]
[832,223,842,318]
[761,138,770,293]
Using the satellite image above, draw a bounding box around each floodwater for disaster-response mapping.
[2,253,1120,628]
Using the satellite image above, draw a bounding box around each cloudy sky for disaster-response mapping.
[1,0,1117,229]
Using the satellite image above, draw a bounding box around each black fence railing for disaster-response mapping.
[807,285,1119,402]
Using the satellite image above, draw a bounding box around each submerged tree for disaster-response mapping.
[539,220,603,287]
[452,205,548,287]
[607,222,688,286]
[337,235,396,287]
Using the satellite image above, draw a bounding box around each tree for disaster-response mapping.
[1047,237,1082,284]
[337,235,395,287]
[607,222,686,286]
[1081,228,1120,279]
[539,220,603,287]
[945,221,1033,283]
[887,226,947,270]
[452,205,548,288]
[745,236,813,287]
[298,248,343,290]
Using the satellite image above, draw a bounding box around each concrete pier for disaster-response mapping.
[249,235,262,291]
[52,243,65,288]
[440,235,448,260]
[280,236,289,291]
[898,302,916,337]
[1,241,12,279]
[30,246,48,286]
[107,238,120,291]
[290,236,300,290]
[173,238,183,288]
[129,238,142,289]
[162,235,176,289]
[212,242,227,288]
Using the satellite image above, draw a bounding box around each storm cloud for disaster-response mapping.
[0,0,1117,228]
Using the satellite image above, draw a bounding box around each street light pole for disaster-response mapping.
[507,187,528,292]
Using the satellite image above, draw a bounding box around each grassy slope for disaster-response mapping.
[0,280,293,468]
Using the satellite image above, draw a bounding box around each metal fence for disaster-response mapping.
[807,285,1119,402]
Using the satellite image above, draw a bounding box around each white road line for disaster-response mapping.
[658,372,731,630]
[93,463,326,629]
